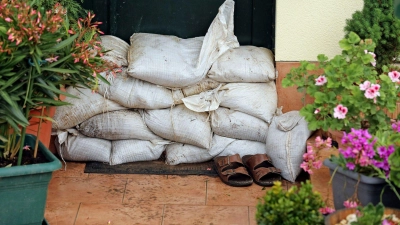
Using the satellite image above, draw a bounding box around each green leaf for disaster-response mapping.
[47,33,79,51]
[314,92,326,104]
[317,54,328,62]
[34,82,77,98]
[31,97,70,106]
[41,67,78,74]
[0,69,28,91]
[347,32,361,44]
[0,90,17,108]
[339,39,352,51]
[46,55,72,68]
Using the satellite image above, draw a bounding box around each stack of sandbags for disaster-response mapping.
[167,46,278,165]
[53,0,242,165]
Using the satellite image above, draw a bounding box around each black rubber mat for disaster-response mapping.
[84,159,217,176]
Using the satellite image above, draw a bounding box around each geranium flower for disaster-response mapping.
[343,200,358,208]
[346,162,355,170]
[314,108,320,114]
[319,207,335,215]
[359,81,371,91]
[364,85,380,99]
[333,104,348,119]
[364,50,376,67]
[315,75,327,86]
[388,71,400,82]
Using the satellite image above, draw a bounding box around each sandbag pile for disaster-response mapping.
[53,0,278,166]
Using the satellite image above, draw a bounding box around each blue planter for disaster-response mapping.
[0,135,62,225]
[323,159,400,209]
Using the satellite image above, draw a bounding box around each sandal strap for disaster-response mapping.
[253,167,281,182]
[246,154,272,170]
[221,167,251,178]
[216,154,244,168]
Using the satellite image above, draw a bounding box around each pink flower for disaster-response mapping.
[388,71,400,83]
[300,162,312,174]
[312,160,322,169]
[314,108,320,114]
[5,17,12,22]
[382,220,391,225]
[333,104,348,119]
[364,86,380,99]
[364,50,377,67]
[23,145,30,150]
[45,56,59,63]
[359,81,371,91]
[343,200,358,208]
[92,71,97,77]
[319,207,335,215]
[315,75,327,86]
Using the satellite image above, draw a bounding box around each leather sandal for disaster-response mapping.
[242,154,281,187]
[214,154,253,187]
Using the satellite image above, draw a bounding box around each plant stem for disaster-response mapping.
[33,107,45,158]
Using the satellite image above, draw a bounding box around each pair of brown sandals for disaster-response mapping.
[214,153,281,187]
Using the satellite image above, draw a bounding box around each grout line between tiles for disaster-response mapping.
[73,202,82,225]
[161,204,166,225]
[248,206,250,225]
[205,179,208,206]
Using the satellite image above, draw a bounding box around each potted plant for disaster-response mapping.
[325,203,400,225]
[256,181,327,225]
[0,0,113,224]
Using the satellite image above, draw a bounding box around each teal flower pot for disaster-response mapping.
[0,135,62,225]
[323,159,400,209]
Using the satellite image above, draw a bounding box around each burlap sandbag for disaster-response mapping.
[77,110,162,141]
[53,87,125,130]
[100,35,129,67]
[98,69,183,109]
[127,0,238,87]
[208,46,276,82]
[265,111,312,183]
[213,135,268,158]
[211,107,269,142]
[142,105,212,149]
[110,139,167,165]
[55,129,111,163]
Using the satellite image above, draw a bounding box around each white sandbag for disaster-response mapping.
[143,105,212,149]
[219,82,277,123]
[265,111,312,183]
[211,107,269,142]
[53,87,126,130]
[77,110,162,141]
[181,78,222,97]
[100,35,130,67]
[98,69,182,109]
[208,46,276,82]
[127,0,238,87]
[212,135,267,158]
[55,129,111,163]
[110,139,167,165]
[165,143,214,165]
[181,85,222,112]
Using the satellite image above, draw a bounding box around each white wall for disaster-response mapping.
[275,0,364,61]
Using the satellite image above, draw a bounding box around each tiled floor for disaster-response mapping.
[45,162,296,225]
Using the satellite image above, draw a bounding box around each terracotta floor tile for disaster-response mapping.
[53,162,88,178]
[75,203,163,225]
[249,206,258,225]
[206,176,274,206]
[123,175,206,205]
[47,177,126,204]
[45,202,80,225]
[163,205,249,225]
[88,173,151,179]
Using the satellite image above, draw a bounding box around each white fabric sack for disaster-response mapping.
[211,107,269,142]
[77,110,163,141]
[212,135,267,158]
[100,35,130,67]
[208,46,276,82]
[181,78,222,97]
[55,129,111,163]
[143,104,212,149]
[165,143,215,166]
[98,69,182,109]
[53,87,126,130]
[182,84,222,112]
[110,139,167,165]
[219,82,277,123]
[265,111,312,183]
[127,0,238,87]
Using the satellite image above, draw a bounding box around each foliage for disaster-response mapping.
[30,0,87,22]
[0,0,114,165]
[344,0,400,73]
[351,203,399,225]
[282,32,400,134]
[255,181,325,225]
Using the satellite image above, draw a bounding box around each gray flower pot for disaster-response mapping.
[323,159,400,209]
